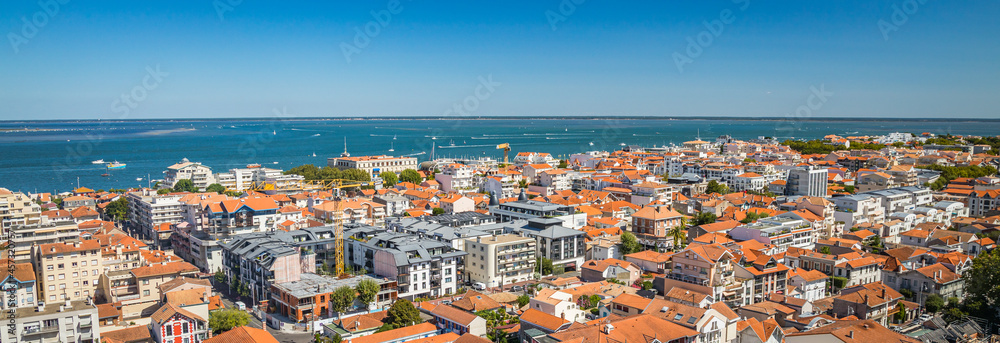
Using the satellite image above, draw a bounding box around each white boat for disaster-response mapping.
[92,159,105,164]
[432,136,437,140]
[393,134,397,140]
[449,140,456,147]
[588,142,594,146]
[312,152,317,157]
[273,130,276,135]
[388,142,395,152]
[619,143,626,146]
[136,177,143,181]
[272,162,279,164]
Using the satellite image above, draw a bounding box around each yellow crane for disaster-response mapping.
[238,178,370,276]
[497,143,510,164]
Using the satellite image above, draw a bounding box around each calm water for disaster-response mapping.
[1,118,997,193]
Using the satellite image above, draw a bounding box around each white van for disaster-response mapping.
[472,282,487,291]
[235,301,246,311]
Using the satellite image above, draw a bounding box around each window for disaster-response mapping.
[91,259,97,265]
[72,262,78,267]
[166,325,173,335]
[48,275,54,281]
[73,272,78,278]
[58,264,64,269]
[82,271,87,276]
[143,280,149,285]
[143,290,150,296]
[183,324,189,333]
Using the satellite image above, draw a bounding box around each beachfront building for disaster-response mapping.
[327,155,418,177]
[215,165,304,192]
[162,159,216,190]
[463,234,536,288]
[343,226,466,300]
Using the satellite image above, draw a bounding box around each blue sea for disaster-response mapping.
[1,118,997,194]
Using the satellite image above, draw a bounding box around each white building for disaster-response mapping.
[163,159,216,190]
[786,166,828,198]
[435,163,476,193]
[464,234,536,288]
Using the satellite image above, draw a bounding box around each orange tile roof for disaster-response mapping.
[347,322,437,343]
[131,261,199,278]
[204,326,279,343]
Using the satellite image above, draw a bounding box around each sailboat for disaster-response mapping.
[449,140,456,147]
[312,152,317,157]
[393,134,397,140]
[388,142,395,152]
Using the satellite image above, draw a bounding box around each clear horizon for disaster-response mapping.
[2,1,999,120]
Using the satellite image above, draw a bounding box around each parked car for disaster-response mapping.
[511,285,524,293]
[473,282,487,291]
[235,301,246,311]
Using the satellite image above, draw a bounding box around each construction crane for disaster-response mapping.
[496,143,510,164]
[237,178,370,276]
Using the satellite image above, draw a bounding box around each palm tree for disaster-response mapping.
[667,217,688,251]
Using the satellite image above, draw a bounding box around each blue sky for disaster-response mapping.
[1,0,998,119]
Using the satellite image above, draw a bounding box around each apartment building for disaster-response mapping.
[327,155,418,177]
[968,189,1000,217]
[9,221,81,262]
[661,244,737,305]
[786,166,828,198]
[0,188,42,235]
[831,282,904,327]
[463,234,536,288]
[631,205,685,251]
[435,163,476,193]
[127,191,186,239]
[343,227,466,300]
[2,300,100,343]
[163,159,216,190]
[271,274,398,322]
[490,199,587,229]
[98,261,200,319]
[734,255,790,305]
[215,165,304,191]
[728,216,814,253]
[833,256,882,289]
[0,260,37,310]
[32,240,104,303]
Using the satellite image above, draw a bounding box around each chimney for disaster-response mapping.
[847,330,854,339]
[602,324,614,334]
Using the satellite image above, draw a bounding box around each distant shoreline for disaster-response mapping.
[2,116,999,123]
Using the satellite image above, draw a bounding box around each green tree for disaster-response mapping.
[705,180,730,195]
[173,179,197,193]
[432,207,446,215]
[830,276,848,290]
[641,281,654,290]
[537,257,554,275]
[961,248,1000,322]
[590,295,601,308]
[925,294,944,313]
[209,309,250,334]
[355,279,380,310]
[379,171,398,187]
[620,232,641,255]
[558,160,569,168]
[399,169,423,184]
[206,183,226,193]
[517,295,530,307]
[330,286,356,316]
[899,288,915,300]
[341,168,371,182]
[105,197,129,221]
[667,217,688,251]
[285,164,322,180]
[214,269,226,284]
[692,212,717,226]
[385,299,422,329]
[819,246,831,255]
[895,303,907,323]
[157,188,171,195]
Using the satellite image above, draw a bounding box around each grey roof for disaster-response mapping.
[272,273,388,299]
[498,200,570,213]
